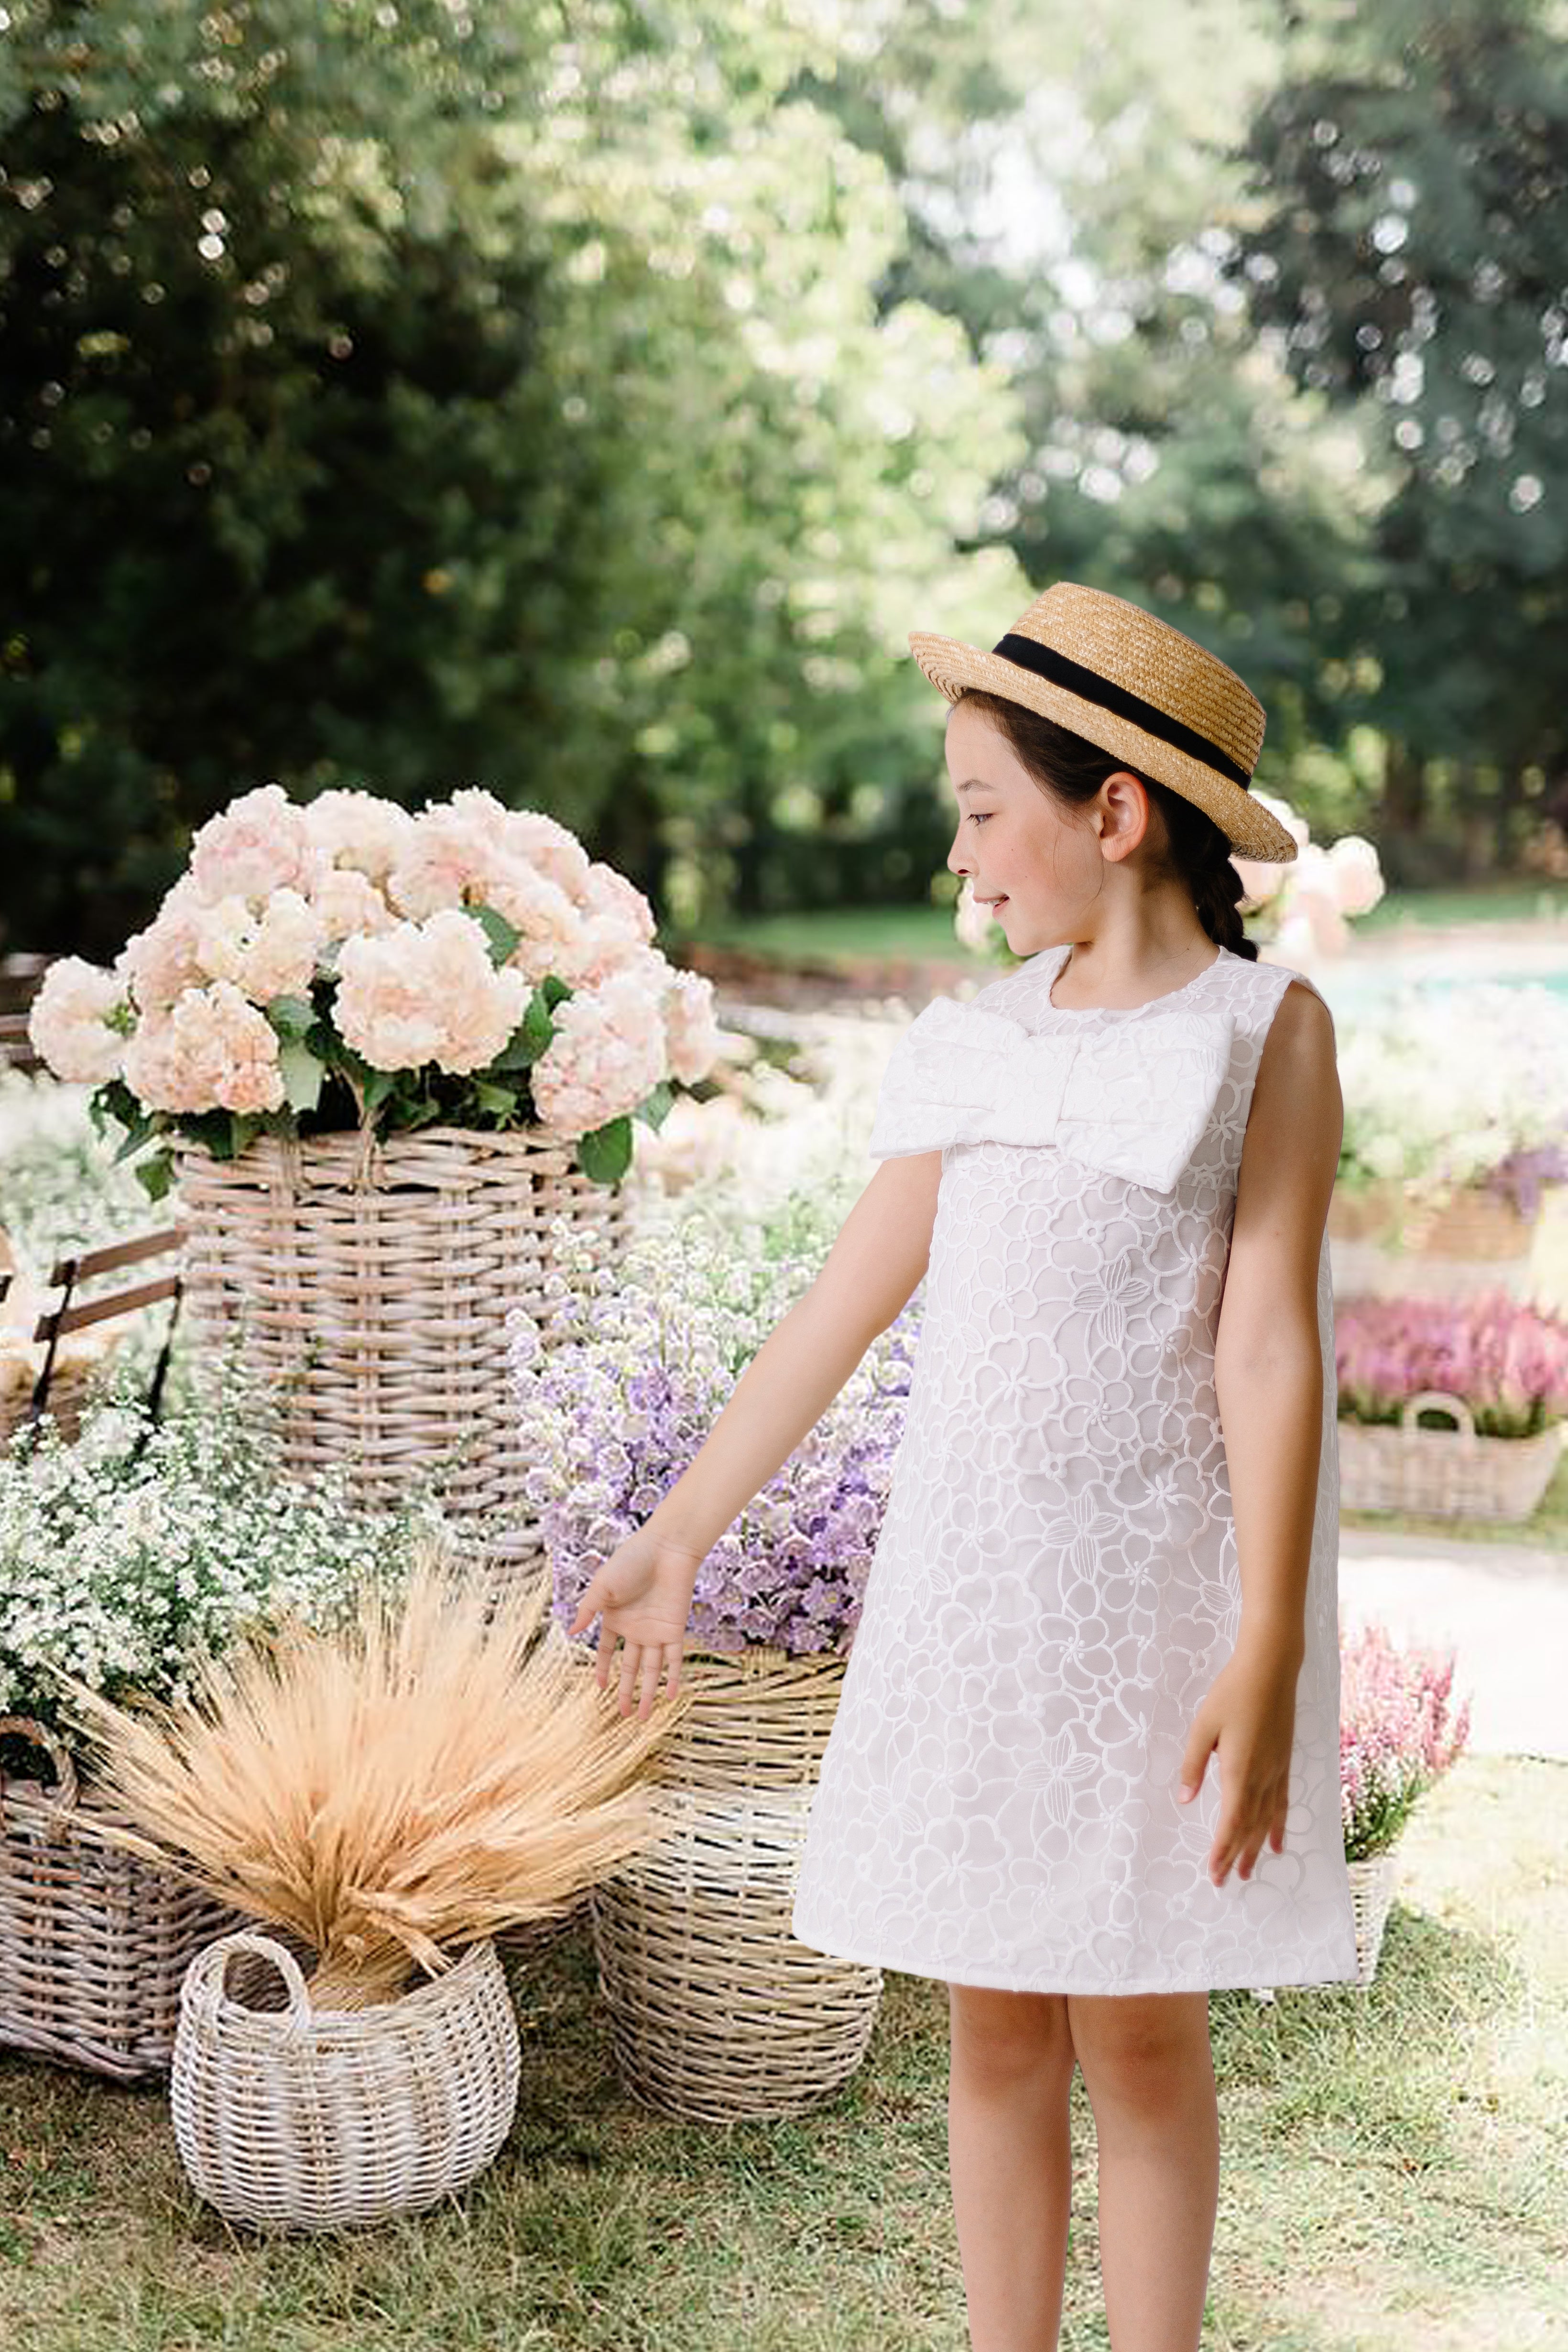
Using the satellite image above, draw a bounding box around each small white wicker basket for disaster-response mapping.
[171,1930,520,2232]
[1338,1389,1565,1522]
[1345,1847,1401,1988]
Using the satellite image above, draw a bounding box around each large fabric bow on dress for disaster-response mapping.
[866,996,1236,1194]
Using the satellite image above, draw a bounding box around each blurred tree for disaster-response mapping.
[1227,0,1568,880]
[0,0,1028,954]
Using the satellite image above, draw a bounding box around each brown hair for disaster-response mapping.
[956,689,1258,961]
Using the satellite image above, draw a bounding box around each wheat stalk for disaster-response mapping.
[61,1525,690,2007]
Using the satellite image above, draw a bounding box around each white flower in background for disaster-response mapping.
[660,967,723,1086]
[1338,981,1568,1197]
[24,957,126,1085]
[120,981,287,1114]
[1327,835,1384,916]
[529,967,668,1135]
[302,788,416,883]
[334,908,529,1074]
[954,880,1001,952]
[190,783,328,905]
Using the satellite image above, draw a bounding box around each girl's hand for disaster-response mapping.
[1176,1635,1302,1887]
[567,1525,706,1721]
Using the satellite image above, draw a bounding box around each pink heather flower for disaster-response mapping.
[661,967,722,1086]
[333,908,528,1075]
[311,865,398,942]
[26,956,127,1085]
[530,968,667,1136]
[580,859,656,945]
[301,788,416,883]
[120,873,211,1013]
[1337,1292,1568,1437]
[120,982,286,1115]
[189,784,327,906]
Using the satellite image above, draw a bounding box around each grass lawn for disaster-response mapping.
[671,882,1568,973]
[0,1754,1562,2352]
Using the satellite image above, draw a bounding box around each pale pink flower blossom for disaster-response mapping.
[386,803,505,919]
[661,967,722,1086]
[502,808,592,900]
[580,859,656,944]
[26,957,127,1085]
[189,784,328,905]
[334,909,528,1075]
[311,865,398,942]
[302,789,416,883]
[120,873,210,1013]
[482,862,585,981]
[239,889,328,1001]
[529,969,667,1137]
[121,982,286,1115]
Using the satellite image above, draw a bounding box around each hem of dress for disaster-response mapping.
[791,1912,1363,1995]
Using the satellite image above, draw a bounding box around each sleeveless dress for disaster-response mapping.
[790,940,1361,1994]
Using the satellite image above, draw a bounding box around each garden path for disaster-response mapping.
[1338,1528,1568,1760]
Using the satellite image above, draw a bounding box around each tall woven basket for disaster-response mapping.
[649,1641,849,1793]
[1346,1847,1401,1988]
[171,1931,521,2232]
[173,1122,635,1580]
[1328,1179,1539,1302]
[589,1783,882,2123]
[0,1717,244,2081]
[1338,1390,1565,1521]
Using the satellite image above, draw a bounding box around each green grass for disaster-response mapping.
[670,883,1568,973]
[1,1756,1563,2352]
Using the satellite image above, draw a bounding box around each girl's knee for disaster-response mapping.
[948,1982,1074,2083]
[1066,1992,1212,2108]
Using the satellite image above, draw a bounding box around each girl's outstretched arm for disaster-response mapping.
[1177,979,1343,1885]
[570,1146,944,1715]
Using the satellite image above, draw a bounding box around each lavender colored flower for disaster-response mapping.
[507,1202,923,1658]
[1336,1291,1568,1439]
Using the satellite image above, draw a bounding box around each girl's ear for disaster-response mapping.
[1099,770,1152,861]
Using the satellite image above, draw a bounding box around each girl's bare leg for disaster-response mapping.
[1065,1992,1220,2352]
[947,1982,1077,2352]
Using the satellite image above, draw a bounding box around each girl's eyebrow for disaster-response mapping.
[956,779,998,796]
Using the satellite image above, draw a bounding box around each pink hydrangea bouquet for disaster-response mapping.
[1335,1291,1568,1440]
[1339,1619,1471,1861]
[26,786,722,1198]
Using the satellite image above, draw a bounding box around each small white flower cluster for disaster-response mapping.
[0,1357,449,1746]
[1338,980,1568,1197]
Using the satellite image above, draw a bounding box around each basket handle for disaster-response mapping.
[1396,1389,1477,1440]
[0,1714,80,1834]
[182,1931,313,2035]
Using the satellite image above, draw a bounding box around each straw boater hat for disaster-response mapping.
[909,580,1297,863]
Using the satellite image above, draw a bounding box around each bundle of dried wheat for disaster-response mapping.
[63,1526,690,2007]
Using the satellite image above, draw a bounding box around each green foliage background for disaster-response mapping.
[4,0,1567,955]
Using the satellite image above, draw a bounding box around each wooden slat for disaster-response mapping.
[33,1272,180,1339]
[44,1226,185,1286]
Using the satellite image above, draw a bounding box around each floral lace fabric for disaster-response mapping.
[791,941,1361,1993]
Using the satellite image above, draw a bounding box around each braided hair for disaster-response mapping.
[954,689,1258,961]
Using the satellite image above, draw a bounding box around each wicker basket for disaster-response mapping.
[588,1783,882,2123]
[1346,1847,1401,1988]
[0,1716,245,2081]
[1328,1179,1539,1301]
[648,1642,849,1794]
[172,1122,635,1531]
[1338,1389,1565,1521]
[171,1930,521,2232]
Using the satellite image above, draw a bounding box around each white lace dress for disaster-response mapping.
[790,940,1361,1994]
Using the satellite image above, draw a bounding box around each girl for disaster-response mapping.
[569,581,1361,2352]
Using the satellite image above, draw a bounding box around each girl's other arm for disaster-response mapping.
[569,1148,944,1715]
[1180,980,1342,1882]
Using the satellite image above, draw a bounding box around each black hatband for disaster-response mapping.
[989,633,1252,790]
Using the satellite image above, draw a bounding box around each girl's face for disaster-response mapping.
[943,699,1149,956]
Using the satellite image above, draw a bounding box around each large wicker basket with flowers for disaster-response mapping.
[1335,1293,1568,1523]
[26,786,722,1561]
